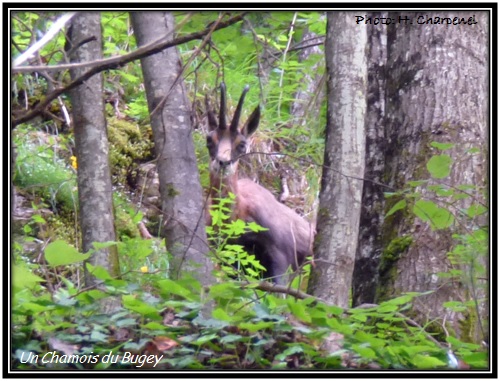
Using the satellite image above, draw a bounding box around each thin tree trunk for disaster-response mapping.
[68,12,120,288]
[307,12,367,307]
[290,24,325,128]
[131,12,214,286]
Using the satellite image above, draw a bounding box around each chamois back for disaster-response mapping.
[235,178,313,283]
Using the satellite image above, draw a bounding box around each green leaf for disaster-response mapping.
[220,334,244,344]
[382,293,415,306]
[352,344,376,359]
[443,301,467,312]
[275,345,304,361]
[462,351,488,367]
[156,279,194,301]
[376,304,398,313]
[212,308,234,323]
[407,180,428,187]
[85,264,113,280]
[430,142,455,150]
[32,214,46,224]
[413,200,454,230]
[466,204,487,218]
[247,221,268,232]
[92,241,118,250]
[192,333,218,346]
[354,331,386,348]
[466,147,480,154]
[446,336,481,351]
[45,240,91,267]
[13,264,44,291]
[426,154,452,179]
[122,295,161,320]
[287,300,311,323]
[239,321,275,332]
[412,354,446,369]
[386,199,407,217]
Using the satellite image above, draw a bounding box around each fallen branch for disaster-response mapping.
[246,281,443,348]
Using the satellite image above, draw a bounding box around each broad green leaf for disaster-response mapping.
[382,293,414,306]
[413,200,454,230]
[376,304,399,313]
[275,345,304,361]
[462,351,488,367]
[220,334,244,344]
[85,264,113,281]
[13,264,44,291]
[122,294,161,320]
[354,331,386,348]
[92,241,118,250]
[466,204,487,218]
[446,336,481,351]
[430,142,455,150]
[412,354,446,369]
[45,240,91,267]
[192,333,218,346]
[212,308,234,322]
[352,344,376,359]
[426,154,452,179]
[156,279,194,300]
[386,199,407,217]
[287,300,311,323]
[239,321,275,332]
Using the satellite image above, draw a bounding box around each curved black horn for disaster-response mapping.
[219,82,227,130]
[230,85,249,132]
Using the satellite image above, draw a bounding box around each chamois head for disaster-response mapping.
[206,82,260,177]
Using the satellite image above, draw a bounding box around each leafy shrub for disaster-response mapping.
[14,128,78,212]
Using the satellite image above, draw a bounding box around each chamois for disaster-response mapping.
[205,83,314,284]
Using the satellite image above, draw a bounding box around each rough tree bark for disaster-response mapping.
[68,12,120,287]
[130,12,214,286]
[307,12,368,308]
[352,12,388,307]
[375,12,488,342]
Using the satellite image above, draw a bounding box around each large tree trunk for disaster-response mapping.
[68,12,120,287]
[377,11,488,342]
[307,12,367,307]
[131,12,214,286]
[352,12,388,307]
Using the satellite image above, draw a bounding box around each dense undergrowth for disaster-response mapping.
[14,234,486,370]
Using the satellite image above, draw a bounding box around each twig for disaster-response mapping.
[14,12,76,67]
[12,12,248,127]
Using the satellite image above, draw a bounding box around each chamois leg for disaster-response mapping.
[267,249,294,285]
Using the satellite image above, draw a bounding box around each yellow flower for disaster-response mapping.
[140,266,148,273]
[70,156,78,170]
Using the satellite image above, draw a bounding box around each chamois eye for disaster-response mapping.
[237,141,246,151]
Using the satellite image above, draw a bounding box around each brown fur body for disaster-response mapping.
[206,83,313,284]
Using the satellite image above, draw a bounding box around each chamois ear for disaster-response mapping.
[242,105,260,137]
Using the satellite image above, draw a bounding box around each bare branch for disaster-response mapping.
[13,12,76,67]
[12,12,248,128]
